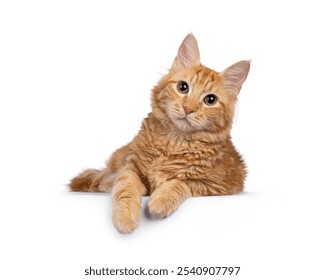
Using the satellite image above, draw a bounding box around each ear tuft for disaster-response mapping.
[221,60,250,96]
[172,33,200,70]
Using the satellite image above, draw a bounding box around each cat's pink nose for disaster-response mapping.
[183,105,194,115]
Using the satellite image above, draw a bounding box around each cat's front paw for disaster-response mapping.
[148,192,179,219]
[112,202,141,234]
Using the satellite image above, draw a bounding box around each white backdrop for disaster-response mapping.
[1,1,324,279]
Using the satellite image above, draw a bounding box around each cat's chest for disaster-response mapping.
[146,135,223,180]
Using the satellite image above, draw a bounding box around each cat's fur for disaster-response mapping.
[69,34,250,233]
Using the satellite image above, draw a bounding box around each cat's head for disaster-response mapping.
[152,34,250,137]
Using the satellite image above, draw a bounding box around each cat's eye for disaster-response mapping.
[177,81,189,94]
[203,94,218,106]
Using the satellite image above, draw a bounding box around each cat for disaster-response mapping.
[69,34,250,233]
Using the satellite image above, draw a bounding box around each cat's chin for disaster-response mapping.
[172,117,197,132]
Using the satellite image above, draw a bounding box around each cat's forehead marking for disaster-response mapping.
[188,67,218,96]
[190,68,205,86]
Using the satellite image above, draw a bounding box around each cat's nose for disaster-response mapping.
[183,105,194,115]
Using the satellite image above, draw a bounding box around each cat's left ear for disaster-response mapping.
[220,60,251,96]
[171,33,201,71]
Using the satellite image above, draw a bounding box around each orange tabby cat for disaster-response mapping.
[69,34,250,233]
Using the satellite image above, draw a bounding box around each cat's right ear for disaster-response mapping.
[171,33,201,71]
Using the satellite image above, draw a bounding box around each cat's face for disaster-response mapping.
[162,65,232,132]
[152,34,250,134]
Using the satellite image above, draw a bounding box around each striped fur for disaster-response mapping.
[69,34,250,233]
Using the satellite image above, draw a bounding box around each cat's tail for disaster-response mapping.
[68,168,113,192]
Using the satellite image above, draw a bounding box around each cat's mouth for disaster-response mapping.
[166,107,196,131]
[174,116,195,131]
[177,116,191,123]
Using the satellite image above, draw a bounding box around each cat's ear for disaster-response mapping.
[171,33,200,71]
[220,60,250,96]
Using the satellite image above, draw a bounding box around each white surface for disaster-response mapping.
[1,1,325,279]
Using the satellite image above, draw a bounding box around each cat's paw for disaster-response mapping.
[148,192,179,219]
[112,202,140,234]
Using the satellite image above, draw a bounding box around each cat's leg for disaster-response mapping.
[148,179,191,219]
[112,168,148,233]
[148,179,240,219]
[69,145,130,192]
[98,145,131,192]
